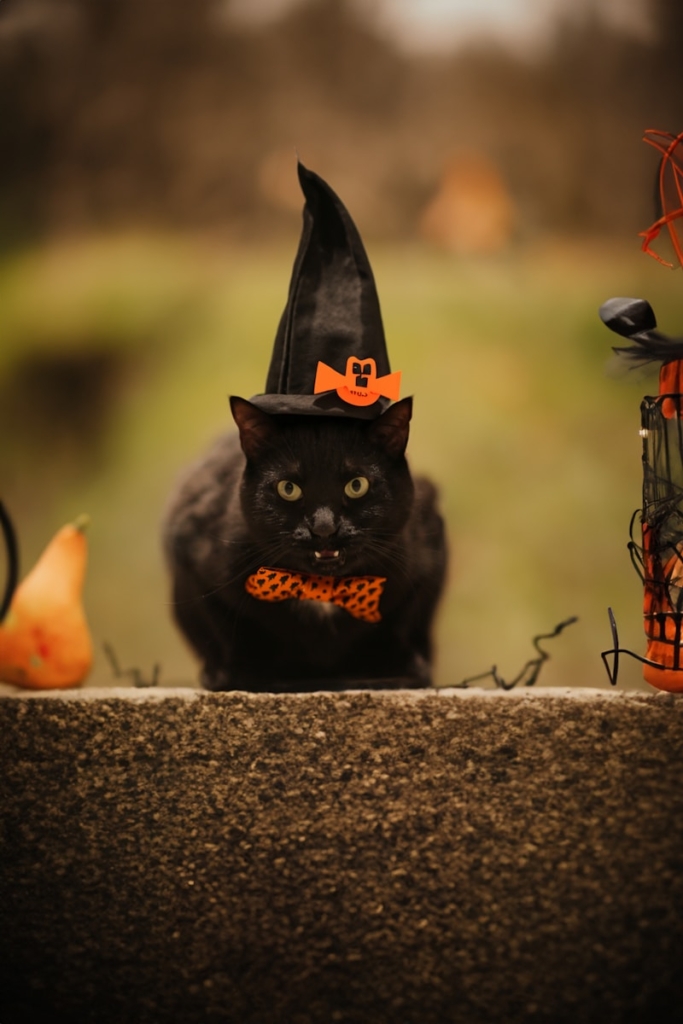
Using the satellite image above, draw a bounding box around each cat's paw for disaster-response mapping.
[408,654,432,688]
[200,666,232,691]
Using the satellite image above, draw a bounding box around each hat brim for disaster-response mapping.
[248,392,391,419]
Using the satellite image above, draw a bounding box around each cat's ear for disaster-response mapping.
[368,397,412,457]
[230,397,275,460]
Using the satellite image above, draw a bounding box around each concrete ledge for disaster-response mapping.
[1,688,682,1023]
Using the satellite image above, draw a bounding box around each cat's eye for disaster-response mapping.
[344,476,370,499]
[277,480,302,501]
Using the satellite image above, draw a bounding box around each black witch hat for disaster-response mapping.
[249,162,401,419]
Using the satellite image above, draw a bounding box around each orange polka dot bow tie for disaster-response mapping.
[245,566,386,623]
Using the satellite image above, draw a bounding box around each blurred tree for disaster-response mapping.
[0,0,680,242]
[649,0,683,124]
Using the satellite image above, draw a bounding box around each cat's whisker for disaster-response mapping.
[172,538,298,606]
[359,539,412,582]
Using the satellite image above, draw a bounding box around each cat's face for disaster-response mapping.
[231,398,415,576]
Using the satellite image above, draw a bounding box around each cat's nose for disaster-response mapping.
[309,506,337,539]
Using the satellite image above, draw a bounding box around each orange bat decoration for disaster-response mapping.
[314,356,401,408]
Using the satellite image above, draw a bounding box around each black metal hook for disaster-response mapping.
[600,606,683,686]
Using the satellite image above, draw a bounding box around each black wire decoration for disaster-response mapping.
[456,616,578,691]
[600,130,683,691]
[599,270,683,686]
[0,500,19,623]
[601,391,683,688]
[103,642,161,688]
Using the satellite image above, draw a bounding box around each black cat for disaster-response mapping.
[163,395,447,691]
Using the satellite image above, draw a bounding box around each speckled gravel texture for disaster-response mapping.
[1,688,682,1024]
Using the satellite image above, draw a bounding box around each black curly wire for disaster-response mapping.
[0,500,19,622]
[456,616,578,690]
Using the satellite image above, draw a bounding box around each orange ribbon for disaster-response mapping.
[245,566,386,623]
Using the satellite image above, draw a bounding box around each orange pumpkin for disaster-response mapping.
[0,515,93,689]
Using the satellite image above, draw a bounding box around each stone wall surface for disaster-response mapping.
[1,687,682,1024]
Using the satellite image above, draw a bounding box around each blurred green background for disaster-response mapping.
[1,0,682,689]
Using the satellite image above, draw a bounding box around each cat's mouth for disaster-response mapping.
[313,548,346,569]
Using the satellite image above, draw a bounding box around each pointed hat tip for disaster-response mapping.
[296,159,311,185]
[257,161,393,417]
[296,161,331,205]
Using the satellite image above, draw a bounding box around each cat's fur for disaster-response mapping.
[163,396,446,691]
